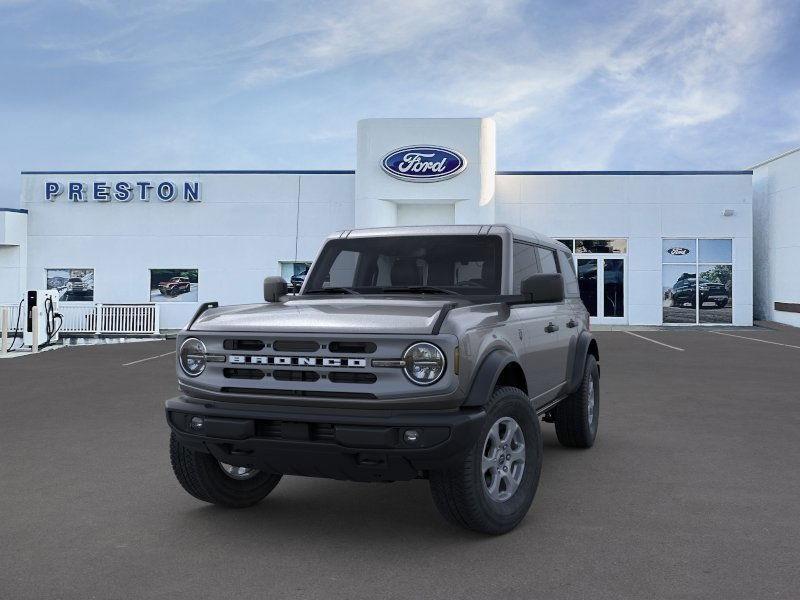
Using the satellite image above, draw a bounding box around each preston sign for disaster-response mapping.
[44,181,201,202]
[381,145,467,182]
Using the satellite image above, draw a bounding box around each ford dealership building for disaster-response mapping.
[1,118,797,332]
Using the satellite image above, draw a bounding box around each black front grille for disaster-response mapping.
[328,341,376,354]
[273,340,320,352]
[220,387,377,400]
[328,371,377,384]
[223,339,265,351]
[273,370,320,382]
[223,368,265,380]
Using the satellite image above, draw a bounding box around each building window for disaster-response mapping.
[574,239,627,254]
[662,239,732,324]
[280,261,312,293]
[47,268,94,302]
[150,269,199,302]
[557,239,575,252]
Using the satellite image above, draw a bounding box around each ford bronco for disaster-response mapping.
[158,276,192,297]
[166,225,599,534]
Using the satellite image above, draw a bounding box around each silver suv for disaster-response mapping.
[166,225,599,534]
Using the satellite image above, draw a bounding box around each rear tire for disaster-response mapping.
[553,355,599,448]
[169,433,282,508]
[429,386,542,535]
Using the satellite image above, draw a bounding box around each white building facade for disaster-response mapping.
[753,147,800,328]
[3,118,755,331]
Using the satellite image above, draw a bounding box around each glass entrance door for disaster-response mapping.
[576,256,626,324]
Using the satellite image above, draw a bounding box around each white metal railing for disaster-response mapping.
[97,304,160,334]
[0,302,160,336]
[59,303,97,333]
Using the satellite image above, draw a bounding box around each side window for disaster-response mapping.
[536,247,559,274]
[513,241,539,293]
[558,251,580,296]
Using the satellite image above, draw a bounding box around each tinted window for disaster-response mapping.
[304,235,503,296]
[513,241,539,293]
[536,247,559,274]
[557,239,574,252]
[575,239,627,254]
[558,251,579,296]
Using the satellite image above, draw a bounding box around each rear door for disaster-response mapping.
[510,241,563,403]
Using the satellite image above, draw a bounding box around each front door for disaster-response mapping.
[576,256,626,324]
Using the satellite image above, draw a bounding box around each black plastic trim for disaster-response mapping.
[566,331,596,394]
[462,349,517,407]
[431,302,458,335]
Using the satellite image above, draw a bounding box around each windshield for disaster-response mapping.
[303,235,503,296]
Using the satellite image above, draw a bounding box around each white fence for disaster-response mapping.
[0,302,160,335]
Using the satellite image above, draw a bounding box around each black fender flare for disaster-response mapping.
[462,348,518,407]
[565,331,599,394]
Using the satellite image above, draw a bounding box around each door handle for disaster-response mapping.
[567,319,578,328]
[545,322,559,333]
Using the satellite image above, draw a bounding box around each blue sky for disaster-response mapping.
[1,0,799,208]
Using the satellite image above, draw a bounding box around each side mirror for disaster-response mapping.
[521,273,565,303]
[263,276,288,302]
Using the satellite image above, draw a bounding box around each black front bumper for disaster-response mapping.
[166,396,485,482]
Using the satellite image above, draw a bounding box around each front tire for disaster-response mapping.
[553,354,599,448]
[429,386,542,535]
[169,433,282,508]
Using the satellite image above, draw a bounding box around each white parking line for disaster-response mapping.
[710,331,800,349]
[623,331,685,351]
[122,351,175,367]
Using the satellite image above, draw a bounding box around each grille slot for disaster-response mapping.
[223,339,265,351]
[311,423,335,441]
[273,340,320,352]
[223,368,265,380]
[329,341,377,354]
[329,371,377,384]
[220,387,377,400]
[252,420,336,441]
[273,370,320,382]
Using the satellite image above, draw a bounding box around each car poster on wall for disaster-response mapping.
[150,269,198,302]
[46,268,94,302]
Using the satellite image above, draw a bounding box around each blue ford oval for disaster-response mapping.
[382,145,468,182]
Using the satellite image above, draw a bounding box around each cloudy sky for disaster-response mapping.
[1,0,799,207]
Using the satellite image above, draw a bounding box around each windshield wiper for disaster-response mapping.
[303,287,360,295]
[380,286,460,296]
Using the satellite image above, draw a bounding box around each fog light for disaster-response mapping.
[403,429,420,444]
[189,416,204,431]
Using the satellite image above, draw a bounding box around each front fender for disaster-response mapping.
[462,348,517,407]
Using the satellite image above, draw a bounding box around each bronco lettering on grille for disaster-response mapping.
[228,355,366,368]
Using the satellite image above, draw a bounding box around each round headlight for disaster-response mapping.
[403,342,446,385]
[179,337,207,377]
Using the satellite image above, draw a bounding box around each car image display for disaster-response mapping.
[150,269,199,302]
[46,268,95,302]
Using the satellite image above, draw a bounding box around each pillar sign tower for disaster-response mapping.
[355,118,496,228]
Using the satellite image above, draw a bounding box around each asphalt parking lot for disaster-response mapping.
[2,327,799,599]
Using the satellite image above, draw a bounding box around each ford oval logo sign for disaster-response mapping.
[667,247,691,256]
[381,145,467,182]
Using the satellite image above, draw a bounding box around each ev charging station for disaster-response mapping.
[23,289,62,349]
